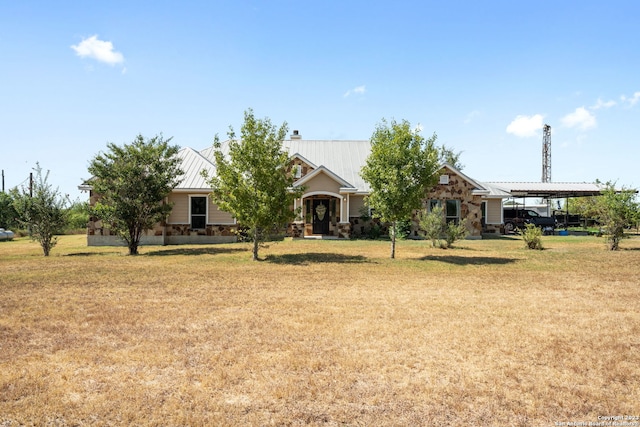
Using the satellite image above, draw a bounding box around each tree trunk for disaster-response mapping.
[252,229,259,261]
[390,221,396,259]
[129,242,139,255]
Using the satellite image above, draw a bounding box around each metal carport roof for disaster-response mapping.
[484,182,607,198]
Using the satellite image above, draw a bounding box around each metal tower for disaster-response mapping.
[542,124,551,182]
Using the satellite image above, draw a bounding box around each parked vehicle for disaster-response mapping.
[553,210,582,228]
[0,228,15,241]
[503,208,556,233]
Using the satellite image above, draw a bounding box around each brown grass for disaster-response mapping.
[1,235,639,426]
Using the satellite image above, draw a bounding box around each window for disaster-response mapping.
[330,198,337,221]
[190,196,207,229]
[428,199,460,223]
[293,165,302,179]
[428,199,441,211]
[305,199,312,222]
[445,200,460,224]
[481,201,487,226]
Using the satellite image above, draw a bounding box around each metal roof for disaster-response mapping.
[282,139,371,192]
[199,139,373,193]
[174,147,216,190]
[485,182,607,198]
[477,181,512,198]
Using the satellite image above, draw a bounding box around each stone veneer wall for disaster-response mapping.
[288,222,304,238]
[349,217,389,238]
[418,172,484,238]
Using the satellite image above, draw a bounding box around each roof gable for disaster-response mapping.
[174,147,215,190]
[293,165,355,190]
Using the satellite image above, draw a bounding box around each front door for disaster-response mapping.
[312,199,330,235]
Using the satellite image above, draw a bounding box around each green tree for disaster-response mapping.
[65,200,90,233]
[88,134,183,255]
[566,196,600,220]
[0,191,19,229]
[438,144,464,170]
[595,182,638,250]
[11,164,68,256]
[206,109,303,261]
[361,118,440,258]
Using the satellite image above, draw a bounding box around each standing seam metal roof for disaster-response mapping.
[197,139,373,192]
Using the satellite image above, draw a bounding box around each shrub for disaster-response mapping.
[418,207,468,249]
[419,206,445,248]
[444,219,468,248]
[522,223,543,250]
[396,218,413,240]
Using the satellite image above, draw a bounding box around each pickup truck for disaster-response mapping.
[503,209,557,233]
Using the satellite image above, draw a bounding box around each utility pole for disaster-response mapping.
[29,172,33,197]
[542,124,551,183]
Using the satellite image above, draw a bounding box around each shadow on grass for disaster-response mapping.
[419,254,519,266]
[145,247,247,256]
[264,252,370,265]
[65,251,124,257]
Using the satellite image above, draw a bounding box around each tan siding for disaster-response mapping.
[304,172,342,194]
[167,193,189,223]
[208,198,235,224]
[486,198,502,224]
[349,195,366,217]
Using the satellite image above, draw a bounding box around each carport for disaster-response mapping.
[484,181,608,229]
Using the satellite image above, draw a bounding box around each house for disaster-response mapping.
[82,134,513,246]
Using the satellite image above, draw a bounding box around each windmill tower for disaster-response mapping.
[542,124,551,182]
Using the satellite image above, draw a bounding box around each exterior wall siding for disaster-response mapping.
[208,198,235,224]
[167,193,189,223]
[303,172,342,195]
[485,198,502,224]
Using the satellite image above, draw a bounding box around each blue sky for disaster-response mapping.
[1,1,639,201]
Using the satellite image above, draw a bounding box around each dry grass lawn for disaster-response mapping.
[1,234,639,426]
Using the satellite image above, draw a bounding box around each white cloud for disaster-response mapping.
[343,85,366,98]
[71,35,124,65]
[561,107,596,130]
[591,98,616,110]
[506,114,544,138]
[621,91,640,107]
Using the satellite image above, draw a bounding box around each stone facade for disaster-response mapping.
[416,171,484,239]
[288,222,305,238]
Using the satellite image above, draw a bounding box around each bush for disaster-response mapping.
[418,207,468,249]
[419,206,445,247]
[522,223,543,250]
[396,218,413,240]
[444,219,468,248]
[65,200,90,234]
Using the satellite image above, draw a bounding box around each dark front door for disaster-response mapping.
[312,199,330,235]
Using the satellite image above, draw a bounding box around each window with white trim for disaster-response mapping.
[445,200,460,224]
[190,196,207,229]
[428,199,460,224]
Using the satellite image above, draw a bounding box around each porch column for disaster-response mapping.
[340,194,349,223]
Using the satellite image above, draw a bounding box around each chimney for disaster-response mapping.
[291,130,302,140]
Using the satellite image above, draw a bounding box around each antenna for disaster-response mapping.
[542,124,551,182]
